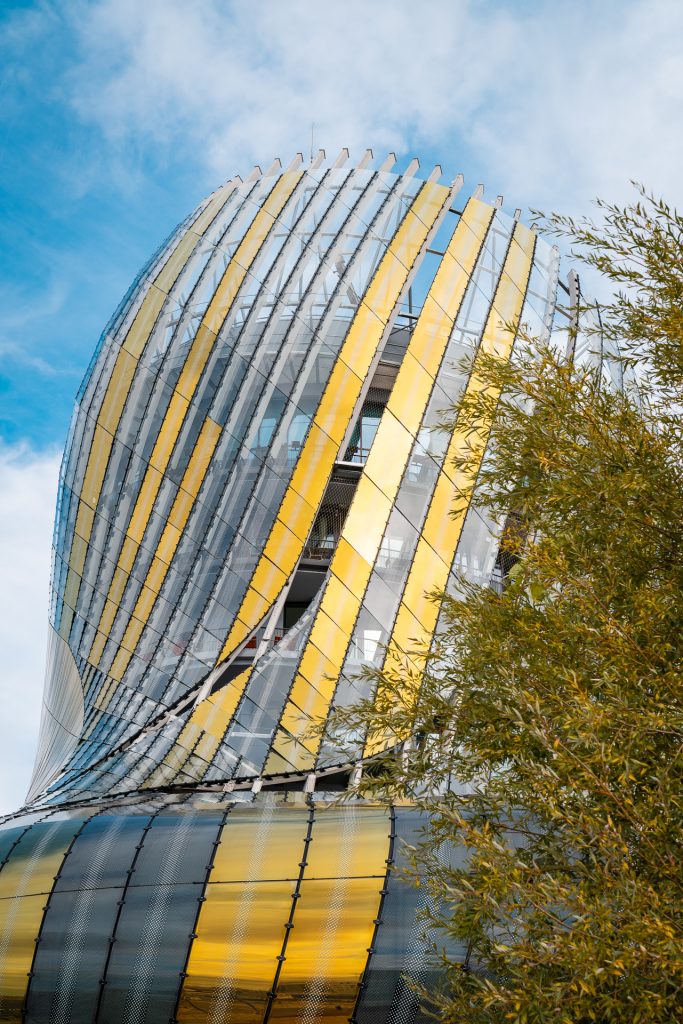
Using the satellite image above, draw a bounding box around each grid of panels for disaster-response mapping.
[1,152,567,1022]
[36,158,441,796]
[26,157,559,806]
[0,797,467,1024]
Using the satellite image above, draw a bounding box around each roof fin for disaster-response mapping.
[332,148,349,169]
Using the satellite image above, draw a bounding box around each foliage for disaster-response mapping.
[330,189,683,1023]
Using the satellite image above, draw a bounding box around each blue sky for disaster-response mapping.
[1,0,682,812]
[1,4,210,448]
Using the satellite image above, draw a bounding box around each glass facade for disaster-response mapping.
[0,152,581,1020]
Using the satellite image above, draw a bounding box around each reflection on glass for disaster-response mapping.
[0,819,83,1022]
[270,806,389,1024]
[178,803,308,1023]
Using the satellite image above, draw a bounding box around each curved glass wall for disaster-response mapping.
[1,152,568,1021]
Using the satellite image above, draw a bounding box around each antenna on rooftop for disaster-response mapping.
[310,122,316,163]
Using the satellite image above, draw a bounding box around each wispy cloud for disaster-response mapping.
[0,341,80,378]
[62,0,683,210]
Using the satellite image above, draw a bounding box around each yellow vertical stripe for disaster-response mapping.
[268,806,389,1024]
[217,180,451,669]
[364,221,536,756]
[59,182,236,642]
[0,820,83,1020]
[88,171,303,668]
[140,666,253,788]
[265,199,495,772]
[177,805,309,1023]
[108,417,223,682]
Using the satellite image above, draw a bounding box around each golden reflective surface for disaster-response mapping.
[177,805,390,1024]
[0,819,83,1020]
[269,806,388,1024]
[178,804,308,1023]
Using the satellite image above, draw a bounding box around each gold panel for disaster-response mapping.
[362,411,413,500]
[262,518,310,581]
[399,541,450,622]
[338,476,393,567]
[142,666,253,788]
[0,819,83,1019]
[250,557,288,603]
[285,675,331,723]
[270,877,381,1024]
[287,425,340,506]
[265,729,316,773]
[296,644,339,697]
[273,490,318,545]
[0,894,45,1020]
[177,805,308,1024]
[390,602,428,654]
[233,588,271,629]
[269,806,389,1024]
[191,667,253,740]
[308,609,356,666]
[223,616,252,654]
[316,580,358,638]
[330,539,373,590]
[179,881,295,1024]
[175,324,217,399]
[97,348,139,435]
[314,359,364,445]
[264,744,304,776]
[145,554,172,595]
[386,350,435,431]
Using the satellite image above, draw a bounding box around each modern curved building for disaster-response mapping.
[1,151,581,1022]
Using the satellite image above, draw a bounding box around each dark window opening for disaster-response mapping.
[283,601,309,630]
[302,476,359,562]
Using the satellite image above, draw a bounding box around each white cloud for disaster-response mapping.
[0,341,79,379]
[0,445,60,816]
[64,0,683,212]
